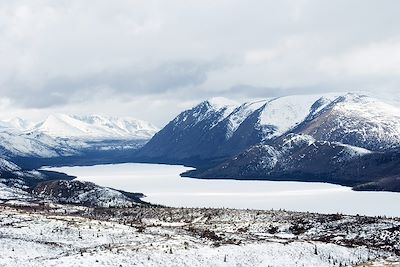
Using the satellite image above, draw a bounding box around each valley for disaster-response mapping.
[1,92,400,266]
[2,2,400,266]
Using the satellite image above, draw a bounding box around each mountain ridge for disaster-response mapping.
[137,92,400,192]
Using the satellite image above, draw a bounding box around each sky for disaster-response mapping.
[0,0,400,127]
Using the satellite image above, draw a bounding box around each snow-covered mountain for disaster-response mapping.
[0,117,35,131]
[138,93,400,192]
[186,132,400,192]
[0,114,158,169]
[0,130,85,158]
[30,114,158,140]
[138,94,326,163]
[137,97,242,164]
[0,114,152,207]
[293,94,400,151]
[139,93,400,163]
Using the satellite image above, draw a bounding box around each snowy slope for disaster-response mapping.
[0,130,83,158]
[224,100,267,139]
[138,93,340,162]
[143,92,400,192]
[33,180,145,207]
[31,114,158,140]
[138,98,240,161]
[258,94,337,138]
[0,182,32,200]
[174,97,238,129]
[296,93,400,150]
[1,117,36,131]
[0,114,158,162]
[0,205,398,267]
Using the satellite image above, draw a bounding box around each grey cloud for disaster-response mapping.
[223,84,349,99]
[0,0,399,125]
[3,60,223,108]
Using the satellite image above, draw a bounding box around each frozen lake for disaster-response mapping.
[45,163,400,217]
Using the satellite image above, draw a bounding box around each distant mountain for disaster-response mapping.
[0,113,158,205]
[138,93,400,192]
[0,117,35,131]
[0,114,158,169]
[0,130,83,159]
[31,114,158,140]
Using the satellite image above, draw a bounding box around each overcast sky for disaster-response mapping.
[1,0,400,126]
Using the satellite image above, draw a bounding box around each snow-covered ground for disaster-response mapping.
[0,183,32,201]
[0,203,399,267]
[45,163,400,217]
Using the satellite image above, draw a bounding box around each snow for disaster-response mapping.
[1,242,373,267]
[33,180,143,208]
[207,97,239,111]
[0,130,82,157]
[0,205,397,267]
[339,143,372,158]
[282,134,316,148]
[0,114,156,157]
[331,95,400,147]
[259,94,336,137]
[225,100,267,139]
[0,183,32,201]
[173,92,400,150]
[1,117,35,131]
[185,98,238,129]
[0,159,21,172]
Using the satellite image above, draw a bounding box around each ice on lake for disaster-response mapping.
[45,163,400,217]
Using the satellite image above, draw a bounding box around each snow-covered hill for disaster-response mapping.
[0,157,145,207]
[32,180,146,207]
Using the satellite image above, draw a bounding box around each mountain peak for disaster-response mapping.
[0,117,35,132]
[206,97,239,110]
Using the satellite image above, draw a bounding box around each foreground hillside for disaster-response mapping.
[0,201,399,267]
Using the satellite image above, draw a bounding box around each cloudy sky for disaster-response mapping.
[1,0,400,126]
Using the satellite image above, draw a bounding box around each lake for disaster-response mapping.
[45,163,400,217]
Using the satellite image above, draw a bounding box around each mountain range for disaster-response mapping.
[0,114,158,168]
[1,92,400,204]
[0,114,158,206]
[137,93,400,192]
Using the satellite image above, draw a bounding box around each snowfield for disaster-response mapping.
[0,202,399,267]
